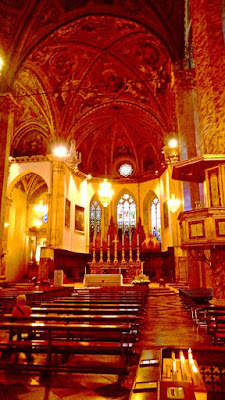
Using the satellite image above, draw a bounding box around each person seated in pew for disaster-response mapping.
[11,294,34,362]
[12,295,31,319]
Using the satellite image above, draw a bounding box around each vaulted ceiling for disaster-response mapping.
[0,0,185,182]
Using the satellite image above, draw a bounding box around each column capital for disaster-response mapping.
[163,145,180,165]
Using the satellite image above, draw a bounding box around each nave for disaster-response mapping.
[0,285,224,400]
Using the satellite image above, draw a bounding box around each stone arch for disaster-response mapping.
[7,169,49,198]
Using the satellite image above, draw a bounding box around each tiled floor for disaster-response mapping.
[0,286,222,399]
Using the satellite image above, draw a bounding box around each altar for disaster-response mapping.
[83,273,123,287]
[90,231,143,282]
[88,261,142,282]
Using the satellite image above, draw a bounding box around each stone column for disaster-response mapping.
[189,0,225,295]
[0,94,16,277]
[1,196,12,277]
[174,69,203,210]
[190,0,225,154]
[48,159,65,248]
[164,146,186,282]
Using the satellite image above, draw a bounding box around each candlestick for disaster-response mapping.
[137,233,139,246]
[122,234,124,246]
[129,231,132,246]
[108,234,110,247]
[100,235,102,247]
[114,234,118,264]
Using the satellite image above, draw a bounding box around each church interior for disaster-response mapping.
[0,0,225,399]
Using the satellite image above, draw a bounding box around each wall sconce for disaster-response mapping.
[98,178,114,207]
[168,194,181,213]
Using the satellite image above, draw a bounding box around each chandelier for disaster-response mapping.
[53,140,81,171]
[167,194,181,213]
[98,179,114,207]
[67,140,81,171]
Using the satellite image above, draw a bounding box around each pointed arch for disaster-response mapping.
[114,188,137,234]
[89,193,103,243]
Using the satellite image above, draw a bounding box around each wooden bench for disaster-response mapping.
[0,321,134,380]
[31,306,140,316]
[194,305,225,327]
[2,313,143,333]
[179,288,213,304]
[41,300,145,311]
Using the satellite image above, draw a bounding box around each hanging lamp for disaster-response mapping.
[98,178,114,207]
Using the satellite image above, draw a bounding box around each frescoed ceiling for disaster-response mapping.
[0,0,184,181]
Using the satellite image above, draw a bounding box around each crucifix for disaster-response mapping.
[112,235,119,264]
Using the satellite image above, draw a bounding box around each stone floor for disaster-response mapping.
[0,285,223,400]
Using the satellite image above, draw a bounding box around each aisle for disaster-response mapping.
[136,291,213,350]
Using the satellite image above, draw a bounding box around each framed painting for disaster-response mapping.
[163,201,169,229]
[65,198,71,228]
[75,205,85,232]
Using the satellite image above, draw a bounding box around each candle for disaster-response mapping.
[192,364,199,385]
[100,235,102,247]
[137,233,139,246]
[122,234,124,246]
[93,235,95,247]
[188,348,193,365]
[108,234,110,247]
[179,350,187,381]
[179,350,185,363]
[129,231,132,246]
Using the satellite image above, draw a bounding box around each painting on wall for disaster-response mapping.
[163,201,169,229]
[75,205,85,232]
[65,198,71,228]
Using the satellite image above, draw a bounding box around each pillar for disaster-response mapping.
[0,94,15,277]
[190,0,225,154]
[183,0,225,295]
[174,69,203,210]
[48,160,65,248]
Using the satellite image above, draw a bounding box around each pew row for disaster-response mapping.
[0,321,135,381]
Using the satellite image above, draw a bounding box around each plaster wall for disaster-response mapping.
[62,169,91,254]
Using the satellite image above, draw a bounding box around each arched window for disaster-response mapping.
[117,193,136,235]
[90,200,101,242]
[151,198,161,241]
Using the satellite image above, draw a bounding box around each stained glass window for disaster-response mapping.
[90,200,101,242]
[151,198,161,241]
[117,193,136,234]
[119,163,133,177]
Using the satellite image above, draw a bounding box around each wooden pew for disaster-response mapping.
[31,306,140,316]
[41,300,145,311]
[0,321,134,380]
[2,313,142,327]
